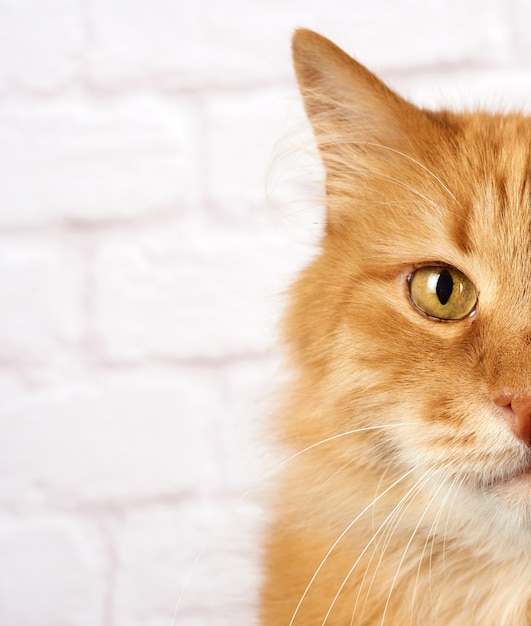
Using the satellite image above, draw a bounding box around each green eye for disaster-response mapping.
[408,266,477,321]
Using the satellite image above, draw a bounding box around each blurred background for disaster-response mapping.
[0,1,530,625]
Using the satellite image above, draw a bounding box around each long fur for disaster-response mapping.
[260,30,531,625]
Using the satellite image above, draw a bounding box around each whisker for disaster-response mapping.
[362,141,459,205]
[370,456,394,534]
[297,440,392,518]
[409,473,459,626]
[241,423,415,503]
[352,469,436,624]
[380,474,448,625]
[322,138,461,211]
[288,465,418,626]
[172,423,414,622]
[348,469,431,626]
[319,468,432,626]
[335,164,443,211]
[440,473,466,584]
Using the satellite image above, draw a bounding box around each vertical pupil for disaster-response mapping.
[436,269,453,305]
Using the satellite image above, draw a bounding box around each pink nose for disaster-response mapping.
[494,393,531,446]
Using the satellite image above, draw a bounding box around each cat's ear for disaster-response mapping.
[291,30,442,228]
[292,29,422,157]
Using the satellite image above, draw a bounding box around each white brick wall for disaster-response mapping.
[0,1,530,625]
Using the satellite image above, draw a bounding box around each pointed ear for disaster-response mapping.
[292,29,422,156]
[291,30,445,228]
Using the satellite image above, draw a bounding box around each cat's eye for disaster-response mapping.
[408,266,477,321]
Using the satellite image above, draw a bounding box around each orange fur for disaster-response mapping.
[260,30,531,625]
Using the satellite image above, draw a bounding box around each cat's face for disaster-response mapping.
[287,30,531,536]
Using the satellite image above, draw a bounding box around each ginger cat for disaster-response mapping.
[260,29,531,625]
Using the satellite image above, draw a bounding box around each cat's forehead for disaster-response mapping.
[425,113,531,322]
[449,113,531,264]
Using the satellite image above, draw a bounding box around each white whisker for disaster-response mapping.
[380,474,448,625]
[363,141,459,204]
[352,469,436,624]
[319,468,431,626]
[343,165,443,210]
[241,423,415,503]
[409,474,458,625]
[173,423,414,623]
[288,465,417,626]
[440,473,466,584]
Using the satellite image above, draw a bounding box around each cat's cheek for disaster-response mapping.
[394,399,521,484]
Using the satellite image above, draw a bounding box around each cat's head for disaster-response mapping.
[285,29,531,534]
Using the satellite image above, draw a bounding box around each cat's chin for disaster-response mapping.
[488,466,531,504]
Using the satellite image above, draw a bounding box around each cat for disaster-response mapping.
[259,29,531,625]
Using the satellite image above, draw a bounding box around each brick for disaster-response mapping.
[0,238,84,364]
[0,368,221,507]
[332,0,512,71]
[112,501,261,625]
[86,0,512,90]
[86,0,290,89]
[0,517,106,626]
[217,357,283,494]
[0,95,200,226]
[205,88,319,216]
[0,0,83,93]
[505,0,531,63]
[91,216,314,360]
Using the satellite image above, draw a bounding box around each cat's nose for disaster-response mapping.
[494,392,531,446]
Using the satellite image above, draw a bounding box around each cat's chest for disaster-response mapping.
[348,526,531,626]
[422,551,531,626]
